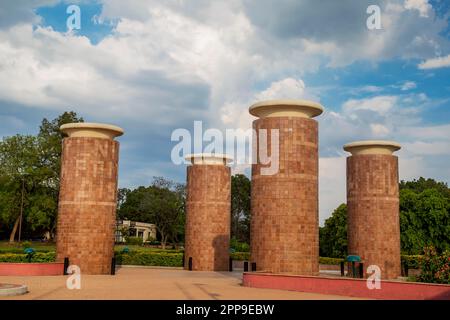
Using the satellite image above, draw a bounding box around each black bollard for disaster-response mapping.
[229,257,233,272]
[63,257,69,275]
[244,261,249,272]
[358,263,364,278]
[111,257,116,275]
[251,262,257,272]
[188,257,193,271]
[340,261,345,276]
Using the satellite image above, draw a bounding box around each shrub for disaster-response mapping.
[417,246,450,284]
[230,252,250,261]
[401,255,423,269]
[125,236,143,246]
[21,241,32,249]
[0,252,56,263]
[115,250,182,267]
[230,238,250,252]
[319,257,344,265]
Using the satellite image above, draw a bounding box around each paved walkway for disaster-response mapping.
[0,267,358,300]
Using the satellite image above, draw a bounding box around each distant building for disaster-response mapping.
[115,220,157,243]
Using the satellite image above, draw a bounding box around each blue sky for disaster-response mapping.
[0,0,449,224]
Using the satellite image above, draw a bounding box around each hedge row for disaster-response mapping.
[319,257,344,265]
[317,256,423,267]
[230,252,250,261]
[115,251,183,267]
[0,252,56,263]
[0,250,424,269]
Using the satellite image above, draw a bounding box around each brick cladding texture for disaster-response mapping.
[56,137,119,275]
[251,117,319,275]
[347,154,401,279]
[184,164,231,271]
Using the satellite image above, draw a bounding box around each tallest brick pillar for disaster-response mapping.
[56,123,124,275]
[344,140,401,280]
[249,99,324,275]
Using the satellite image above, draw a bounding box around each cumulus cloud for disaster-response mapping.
[418,54,450,69]
[404,0,432,18]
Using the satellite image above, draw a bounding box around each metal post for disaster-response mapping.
[229,257,233,272]
[403,261,409,277]
[182,254,185,268]
[340,261,345,276]
[188,257,193,271]
[63,257,69,275]
[251,262,256,272]
[244,261,249,272]
[111,257,116,275]
[358,263,364,278]
[351,261,356,278]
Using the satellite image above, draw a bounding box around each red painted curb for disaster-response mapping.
[243,272,450,300]
[0,263,64,276]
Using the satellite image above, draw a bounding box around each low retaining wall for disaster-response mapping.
[0,263,64,276]
[243,272,450,300]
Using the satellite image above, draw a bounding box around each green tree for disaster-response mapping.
[319,204,348,258]
[117,177,186,249]
[38,111,84,188]
[0,111,83,242]
[231,174,251,243]
[319,178,450,257]
[400,188,450,254]
[400,177,450,199]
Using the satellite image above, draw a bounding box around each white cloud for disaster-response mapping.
[400,81,417,91]
[418,54,450,69]
[256,78,305,100]
[370,123,390,136]
[342,96,398,116]
[319,156,346,225]
[404,0,432,18]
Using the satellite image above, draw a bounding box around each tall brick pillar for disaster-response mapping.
[249,100,324,275]
[344,140,401,280]
[184,154,231,271]
[56,123,124,275]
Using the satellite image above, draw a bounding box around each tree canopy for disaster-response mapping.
[231,174,251,243]
[320,177,450,257]
[0,112,83,241]
[117,177,185,248]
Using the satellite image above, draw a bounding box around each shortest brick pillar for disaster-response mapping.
[344,140,401,280]
[56,122,124,275]
[184,153,232,271]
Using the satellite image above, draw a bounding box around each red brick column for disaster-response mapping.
[56,123,124,275]
[249,100,324,275]
[184,154,231,271]
[344,140,401,280]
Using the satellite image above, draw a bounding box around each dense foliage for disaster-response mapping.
[117,177,185,249]
[417,246,450,284]
[0,112,83,242]
[231,174,251,242]
[319,178,450,258]
[319,204,347,258]
[114,250,183,267]
[0,252,56,263]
